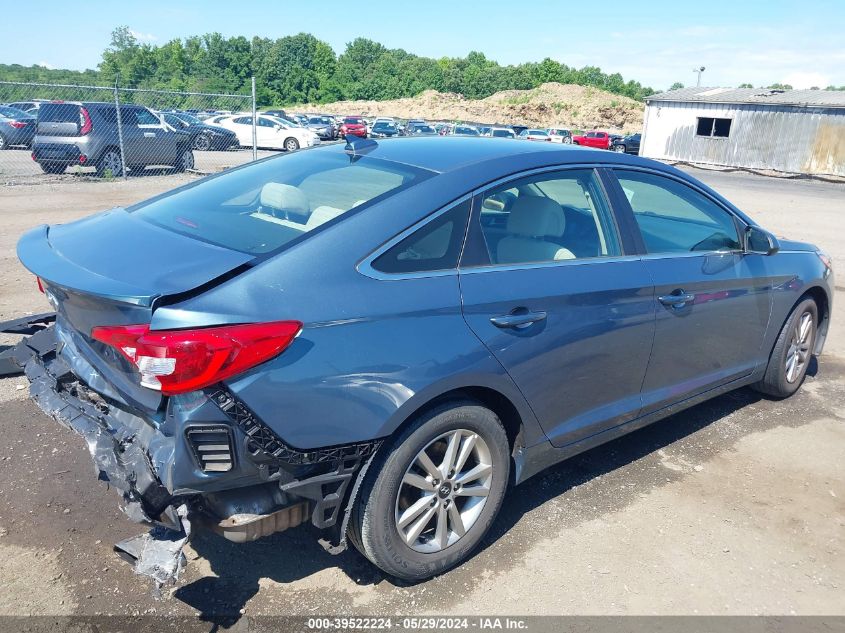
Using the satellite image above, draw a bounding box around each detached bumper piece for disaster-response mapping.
[0,311,55,376]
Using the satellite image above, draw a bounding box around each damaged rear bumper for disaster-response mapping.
[2,317,382,580]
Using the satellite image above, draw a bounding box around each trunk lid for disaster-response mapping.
[18,208,255,414]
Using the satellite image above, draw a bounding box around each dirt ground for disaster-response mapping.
[304,82,644,131]
[0,164,842,618]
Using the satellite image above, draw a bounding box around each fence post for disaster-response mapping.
[113,78,128,180]
[251,76,257,161]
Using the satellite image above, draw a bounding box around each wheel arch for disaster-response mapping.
[802,285,831,354]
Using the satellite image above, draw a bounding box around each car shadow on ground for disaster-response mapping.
[174,364,828,621]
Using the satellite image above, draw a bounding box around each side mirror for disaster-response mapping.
[746,225,779,256]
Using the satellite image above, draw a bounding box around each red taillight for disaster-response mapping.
[36,277,45,293]
[79,154,87,164]
[79,107,93,135]
[31,152,36,162]
[91,321,302,395]
[8,121,26,129]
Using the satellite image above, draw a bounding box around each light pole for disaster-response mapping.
[693,66,705,87]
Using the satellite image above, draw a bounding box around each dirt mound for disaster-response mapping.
[304,83,644,132]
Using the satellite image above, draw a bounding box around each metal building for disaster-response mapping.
[640,87,845,176]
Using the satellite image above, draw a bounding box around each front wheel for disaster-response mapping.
[193,133,211,151]
[613,144,626,153]
[752,297,818,398]
[563,136,572,144]
[349,401,510,581]
[284,137,300,151]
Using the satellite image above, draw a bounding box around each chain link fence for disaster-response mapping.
[0,79,268,181]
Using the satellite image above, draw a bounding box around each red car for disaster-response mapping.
[571,130,612,149]
[340,116,367,138]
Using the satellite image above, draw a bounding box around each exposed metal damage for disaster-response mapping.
[1,313,383,586]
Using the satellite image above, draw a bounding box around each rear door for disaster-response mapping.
[607,168,772,414]
[459,167,655,448]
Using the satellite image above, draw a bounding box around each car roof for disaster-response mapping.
[317,136,659,173]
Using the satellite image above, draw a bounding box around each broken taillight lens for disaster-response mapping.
[91,321,302,395]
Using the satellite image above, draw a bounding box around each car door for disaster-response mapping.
[229,116,253,146]
[459,167,656,448]
[608,168,772,415]
[135,108,177,164]
[116,107,146,165]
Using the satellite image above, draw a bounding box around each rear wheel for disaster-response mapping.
[349,401,510,581]
[174,148,195,172]
[96,150,123,177]
[284,137,300,151]
[563,136,572,144]
[752,297,818,398]
[39,163,67,174]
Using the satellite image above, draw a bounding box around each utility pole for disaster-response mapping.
[694,66,706,87]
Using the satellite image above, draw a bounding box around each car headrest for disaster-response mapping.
[506,196,566,238]
[259,183,310,217]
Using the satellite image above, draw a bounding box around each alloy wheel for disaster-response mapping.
[614,144,625,152]
[785,311,813,383]
[180,149,195,171]
[101,151,123,176]
[193,133,211,151]
[394,429,493,553]
[285,138,300,151]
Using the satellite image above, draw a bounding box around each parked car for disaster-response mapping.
[477,126,492,136]
[572,130,612,149]
[452,125,480,136]
[612,132,641,154]
[31,102,194,176]
[370,121,400,138]
[160,112,239,151]
[405,120,428,135]
[339,116,368,138]
[517,129,551,141]
[489,127,516,139]
[215,115,320,151]
[367,117,396,134]
[0,105,36,149]
[5,99,48,114]
[406,124,438,136]
[263,109,287,119]
[306,116,337,140]
[9,137,833,585]
[547,128,572,144]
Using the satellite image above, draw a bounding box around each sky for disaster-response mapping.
[2,0,844,90]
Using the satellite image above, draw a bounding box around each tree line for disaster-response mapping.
[1,27,657,105]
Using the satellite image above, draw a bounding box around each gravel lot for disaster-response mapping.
[0,164,842,618]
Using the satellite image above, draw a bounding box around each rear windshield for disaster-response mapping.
[130,150,432,255]
[38,103,80,123]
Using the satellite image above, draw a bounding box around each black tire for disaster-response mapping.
[284,137,300,151]
[96,149,123,177]
[613,144,626,153]
[39,163,67,174]
[349,400,510,582]
[752,297,818,398]
[193,133,211,151]
[174,147,195,172]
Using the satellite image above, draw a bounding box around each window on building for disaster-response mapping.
[696,117,732,138]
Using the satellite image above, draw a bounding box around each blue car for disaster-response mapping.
[9,137,834,582]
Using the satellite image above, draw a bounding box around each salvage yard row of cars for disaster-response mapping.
[0,99,642,177]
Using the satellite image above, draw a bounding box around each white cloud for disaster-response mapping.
[782,71,830,89]
[37,61,55,69]
[129,29,157,42]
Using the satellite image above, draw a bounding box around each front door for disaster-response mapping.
[459,168,656,448]
[609,169,772,415]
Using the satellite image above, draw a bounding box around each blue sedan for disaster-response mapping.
[11,136,834,582]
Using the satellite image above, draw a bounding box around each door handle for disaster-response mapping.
[144,132,156,138]
[658,291,695,308]
[490,310,547,329]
